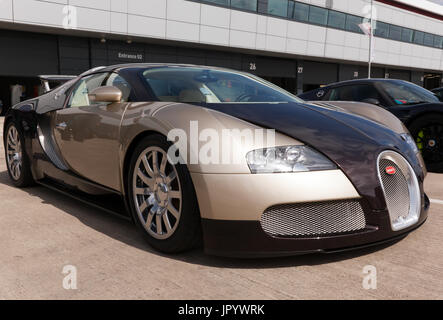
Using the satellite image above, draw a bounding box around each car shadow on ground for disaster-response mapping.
[0,169,402,269]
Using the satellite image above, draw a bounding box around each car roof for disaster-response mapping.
[39,75,77,81]
[82,63,237,76]
[323,78,408,88]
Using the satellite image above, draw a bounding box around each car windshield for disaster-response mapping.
[141,67,303,104]
[379,81,439,105]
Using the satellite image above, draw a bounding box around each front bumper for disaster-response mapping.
[201,204,428,258]
[191,171,430,258]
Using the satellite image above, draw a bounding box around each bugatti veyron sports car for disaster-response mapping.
[3,64,429,257]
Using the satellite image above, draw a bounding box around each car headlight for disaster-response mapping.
[401,133,419,154]
[246,146,337,174]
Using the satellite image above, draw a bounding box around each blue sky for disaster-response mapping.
[428,0,443,5]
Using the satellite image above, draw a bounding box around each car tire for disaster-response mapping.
[409,114,443,173]
[4,120,35,188]
[127,134,202,253]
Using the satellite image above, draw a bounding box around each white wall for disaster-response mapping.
[0,0,442,71]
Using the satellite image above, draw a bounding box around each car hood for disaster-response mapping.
[204,101,424,210]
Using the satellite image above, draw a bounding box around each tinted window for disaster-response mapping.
[268,0,288,17]
[401,28,414,43]
[201,0,229,6]
[434,36,443,49]
[231,0,257,11]
[346,15,363,33]
[309,6,328,26]
[328,86,354,101]
[353,85,381,102]
[328,84,380,102]
[328,11,346,29]
[106,74,133,102]
[413,31,424,45]
[380,81,439,105]
[142,67,303,104]
[287,1,295,18]
[68,73,108,108]
[389,25,402,41]
[424,33,434,46]
[375,21,389,38]
[293,2,309,22]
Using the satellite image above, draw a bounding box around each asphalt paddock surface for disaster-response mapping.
[0,117,442,300]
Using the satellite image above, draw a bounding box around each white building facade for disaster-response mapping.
[0,0,442,103]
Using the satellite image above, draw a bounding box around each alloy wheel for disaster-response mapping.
[6,125,22,181]
[416,125,443,165]
[132,146,182,240]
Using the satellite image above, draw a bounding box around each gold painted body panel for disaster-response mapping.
[191,170,360,221]
[53,102,129,190]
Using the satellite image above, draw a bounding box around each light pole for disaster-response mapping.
[368,0,374,79]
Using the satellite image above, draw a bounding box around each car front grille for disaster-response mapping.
[378,159,410,222]
[260,199,366,237]
[377,151,421,231]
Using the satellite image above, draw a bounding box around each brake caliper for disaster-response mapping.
[416,130,424,151]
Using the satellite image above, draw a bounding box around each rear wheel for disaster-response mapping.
[4,121,34,187]
[127,134,201,253]
[409,114,443,173]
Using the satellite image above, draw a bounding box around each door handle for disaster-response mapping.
[56,122,67,130]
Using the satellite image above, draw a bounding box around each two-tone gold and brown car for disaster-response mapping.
[3,64,429,257]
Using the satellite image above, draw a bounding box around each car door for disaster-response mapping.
[53,72,133,190]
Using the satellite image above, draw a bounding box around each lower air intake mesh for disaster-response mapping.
[261,199,366,237]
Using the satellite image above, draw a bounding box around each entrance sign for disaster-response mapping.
[117,52,144,61]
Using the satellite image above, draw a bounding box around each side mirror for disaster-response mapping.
[361,98,381,106]
[89,86,122,103]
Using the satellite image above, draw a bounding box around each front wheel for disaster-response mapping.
[4,121,34,187]
[409,114,443,173]
[127,134,201,253]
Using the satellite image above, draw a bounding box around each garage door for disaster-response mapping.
[0,30,58,77]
